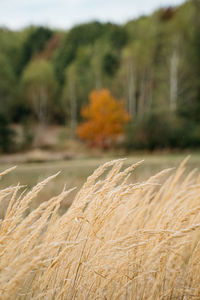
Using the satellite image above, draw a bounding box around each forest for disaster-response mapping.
[0,0,200,152]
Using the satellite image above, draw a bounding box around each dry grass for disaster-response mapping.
[0,157,200,299]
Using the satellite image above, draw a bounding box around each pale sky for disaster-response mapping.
[0,0,185,30]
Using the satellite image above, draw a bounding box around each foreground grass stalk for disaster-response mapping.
[0,159,200,299]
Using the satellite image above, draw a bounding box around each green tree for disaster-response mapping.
[61,46,96,134]
[0,54,17,152]
[53,21,105,84]
[61,64,78,135]
[18,26,53,75]
[0,54,16,114]
[22,59,57,126]
[0,28,23,75]
[188,0,200,122]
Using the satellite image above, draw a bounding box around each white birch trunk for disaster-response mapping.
[69,78,77,136]
[138,72,146,118]
[170,49,179,111]
[127,62,136,119]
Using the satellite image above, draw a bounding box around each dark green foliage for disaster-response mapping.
[17,26,53,75]
[53,21,105,83]
[124,112,174,150]
[103,53,119,76]
[11,103,31,123]
[20,121,34,150]
[0,28,22,74]
[125,112,200,150]
[53,22,127,84]
[105,24,127,49]
[0,114,16,153]
[0,54,17,120]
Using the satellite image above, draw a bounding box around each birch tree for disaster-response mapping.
[170,47,179,111]
[61,64,78,136]
[22,59,57,142]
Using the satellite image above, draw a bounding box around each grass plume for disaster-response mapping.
[0,158,200,299]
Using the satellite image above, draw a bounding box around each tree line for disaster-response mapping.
[0,0,200,152]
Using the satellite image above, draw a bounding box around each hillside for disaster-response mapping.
[0,1,200,151]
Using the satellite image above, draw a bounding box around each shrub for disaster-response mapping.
[77,89,130,149]
[124,111,200,150]
[0,113,16,153]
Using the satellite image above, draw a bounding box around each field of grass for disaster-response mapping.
[1,152,200,205]
[1,155,200,299]
[1,152,200,216]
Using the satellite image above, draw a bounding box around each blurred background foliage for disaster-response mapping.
[0,0,200,152]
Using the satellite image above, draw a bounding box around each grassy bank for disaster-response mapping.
[1,152,200,211]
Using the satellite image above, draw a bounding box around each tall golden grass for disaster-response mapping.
[0,158,200,299]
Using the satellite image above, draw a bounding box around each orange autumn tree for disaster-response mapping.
[77,89,130,148]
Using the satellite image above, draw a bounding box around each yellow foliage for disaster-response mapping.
[77,89,130,148]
